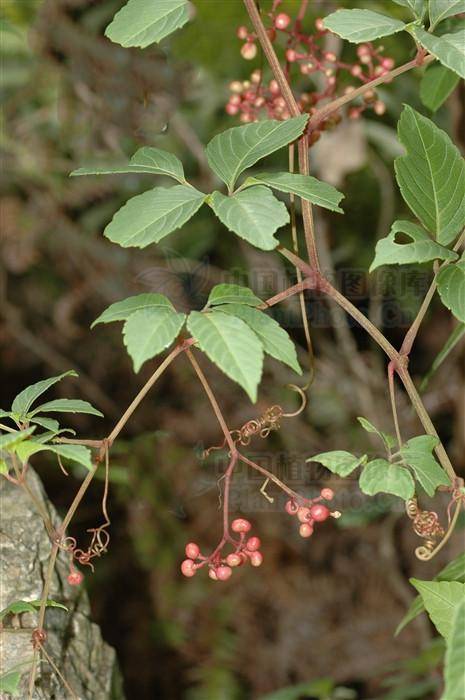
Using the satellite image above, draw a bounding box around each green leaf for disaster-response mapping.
[11,371,78,417]
[187,311,263,402]
[400,435,451,496]
[396,552,465,635]
[0,598,68,621]
[28,399,103,418]
[207,284,262,308]
[412,26,465,79]
[28,416,60,433]
[15,442,93,471]
[410,579,465,638]
[420,323,465,389]
[443,599,465,699]
[71,147,186,184]
[420,64,460,111]
[357,416,396,451]
[0,671,21,695]
[104,185,206,249]
[370,220,458,271]
[210,187,289,251]
[429,0,465,30]
[91,293,175,328]
[105,0,189,48]
[307,451,366,477]
[243,172,344,213]
[323,9,406,43]
[122,308,186,372]
[392,0,427,19]
[205,116,308,192]
[0,427,36,453]
[395,106,465,245]
[219,304,302,374]
[359,459,415,500]
[437,259,465,322]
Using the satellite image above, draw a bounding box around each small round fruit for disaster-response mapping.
[185,542,200,560]
[274,13,291,30]
[286,48,297,62]
[181,559,196,577]
[246,537,261,552]
[297,506,311,523]
[310,504,330,522]
[285,499,298,515]
[226,102,239,115]
[320,488,334,501]
[241,42,257,60]
[231,518,252,533]
[67,570,83,586]
[250,551,263,567]
[237,26,248,40]
[299,523,314,538]
[209,568,218,580]
[226,553,242,567]
[216,566,232,581]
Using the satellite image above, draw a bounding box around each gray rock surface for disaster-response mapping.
[0,469,124,699]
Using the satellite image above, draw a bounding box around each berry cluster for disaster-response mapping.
[227,4,394,140]
[181,518,263,582]
[285,487,340,538]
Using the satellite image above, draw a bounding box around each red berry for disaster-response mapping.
[181,559,196,577]
[231,518,252,533]
[297,506,311,523]
[246,536,261,552]
[286,49,297,62]
[226,553,242,567]
[285,499,298,515]
[185,542,200,560]
[320,488,334,501]
[241,42,257,60]
[67,570,83,586]
[237,26,248,40]
[250,551,263,567]
[216,566,232,581]
[299,523,314,538]
[310,504,330,522]
[275,13,291,30]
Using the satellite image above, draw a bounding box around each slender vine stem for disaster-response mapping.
[243,0,319,272]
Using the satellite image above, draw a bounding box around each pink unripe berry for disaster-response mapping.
[246,536,261,552]
[226,103,239,116]
[374,100,386,115]
[274,13,291,30]
[297,506,311,523]
[285,499,299,515]
[231,518,252,533]
[237,26,248,40]
[315,18,325,32]
[286,49,297,62]
[67,570,83,586]
[269,79,280,95]
[357,44,370,58]
[382,57,394,70]
[209,568,218,580]
[325,51,337,63]
[181,559,196,577]
[229,94,241,106]
[229,80,243,94]
[251,69,262,83]
[241,42,257,60]
[321,488,334,501]
[254,96,265,108]
[250,551,263,567]
[226,553,242,567]
[351,65,362,77]
[349,107,360,120]
[310,504,330,522]
[216,566,232,581]
[299,523,314,538]
[185,542,200,560]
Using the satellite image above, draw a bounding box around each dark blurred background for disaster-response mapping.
[1,1,464,698]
